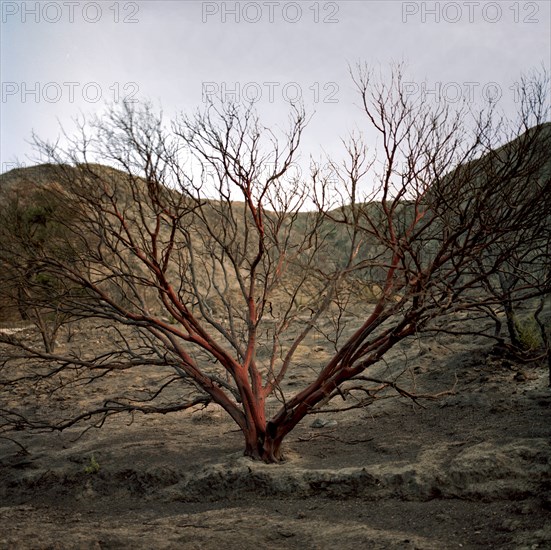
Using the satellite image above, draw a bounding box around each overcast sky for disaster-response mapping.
[1,0,550,173]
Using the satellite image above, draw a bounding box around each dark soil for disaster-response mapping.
[1,324,550,549]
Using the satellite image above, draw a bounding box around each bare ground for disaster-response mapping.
[1,323,550,550]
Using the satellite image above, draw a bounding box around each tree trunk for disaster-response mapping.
[33,312,57,353]
[243,428,284,463]
[16,286,30,321]
[503,298,523,350]
[534,297,551,387]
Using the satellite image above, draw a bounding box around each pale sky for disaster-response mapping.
[1,0,550,173]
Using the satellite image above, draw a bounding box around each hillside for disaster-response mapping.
[2,120,549,263]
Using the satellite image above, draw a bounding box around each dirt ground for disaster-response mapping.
[1,321,550,550]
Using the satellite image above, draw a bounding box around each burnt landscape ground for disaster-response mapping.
[1,316,550,550]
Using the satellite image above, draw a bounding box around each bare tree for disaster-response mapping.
[1,65,549,462]
[472,74,551,351]
[0,174,78,352]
